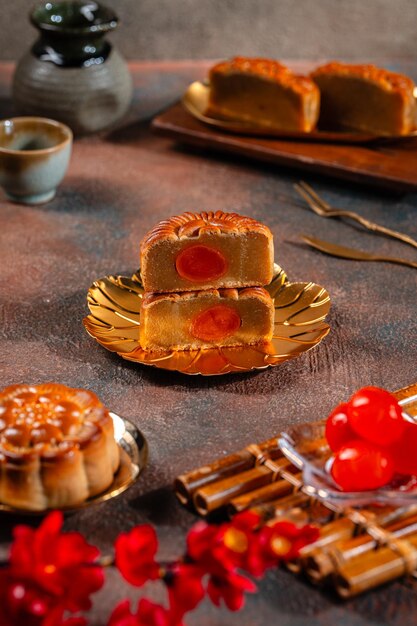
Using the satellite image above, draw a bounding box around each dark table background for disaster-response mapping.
[0,61,417,625]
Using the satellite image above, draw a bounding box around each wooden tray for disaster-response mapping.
[151,102,417,192]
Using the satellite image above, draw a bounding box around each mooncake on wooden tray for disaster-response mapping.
[311,62,417,135]
[0,383,120,511]
[139,286,275,351]
[207,57,320,132]
[140,211,274,293]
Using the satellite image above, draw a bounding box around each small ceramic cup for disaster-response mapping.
[0,116,72,204]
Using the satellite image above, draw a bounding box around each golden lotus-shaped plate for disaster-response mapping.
[83,266,331,376]
[0,413,147,515]
[183,81,417,144]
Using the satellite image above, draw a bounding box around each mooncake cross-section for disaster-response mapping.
[207,57,320,132]
[311,62,416,136]
[140,211,274,293]
[139,287,275,351]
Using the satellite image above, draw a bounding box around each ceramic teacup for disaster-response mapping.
[0,116,72,204]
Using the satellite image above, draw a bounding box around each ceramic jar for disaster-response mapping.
[13,1,133,135]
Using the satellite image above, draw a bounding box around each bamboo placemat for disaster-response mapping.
[174,382,417,597]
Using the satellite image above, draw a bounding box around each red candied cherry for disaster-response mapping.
[175,245,227,282]
[331,439,395,492]
[347,386,405,447]
[390,421,417,476]
[325,402,356,452]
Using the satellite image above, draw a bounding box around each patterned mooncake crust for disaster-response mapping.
[140,211,274,292]
[311,62,415,99]
[0,383,120,510]
[210,57,319,95]
[140,210,272,252]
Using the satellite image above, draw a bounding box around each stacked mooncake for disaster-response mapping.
[139,211,275,351]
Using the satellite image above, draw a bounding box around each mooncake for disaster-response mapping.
[139,287,275,351]
[207,57,320,132]
[0,383,120,511]
[140,211,274,293]
[311,62,416,135]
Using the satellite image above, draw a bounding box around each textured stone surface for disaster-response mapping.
[2,0,417,62]
[0,61,417,625]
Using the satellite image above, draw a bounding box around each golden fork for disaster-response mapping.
[302,235,417,269]
[294,181,417,250]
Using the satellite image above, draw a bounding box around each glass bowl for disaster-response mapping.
[278,395,417,507]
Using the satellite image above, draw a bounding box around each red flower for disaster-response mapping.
[243,521,319,576]
[189,513,318,579]
[0,511,103,626]
[207,571,256,611]
[186,521,220,564]
[185,514,259,614]
[108,599,175,626]
[219,511,261,571]
[0,507,320,626]
[165,564,205,622]
[186,514,259,576]
[230,510,261,532]
[115,525,160,586]
[264,520,319,561]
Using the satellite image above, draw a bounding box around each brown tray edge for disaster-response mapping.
[151,104,417,193]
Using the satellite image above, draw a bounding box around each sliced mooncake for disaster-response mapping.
[140,211,274,293]
[207,57,320,132]
[311,62,416,136]
[139,287,275,351]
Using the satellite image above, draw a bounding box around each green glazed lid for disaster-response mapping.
[31,1,118,36]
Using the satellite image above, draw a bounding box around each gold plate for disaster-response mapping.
[83,266,331,376]
[0,413,147,515]
[183,81,417,145]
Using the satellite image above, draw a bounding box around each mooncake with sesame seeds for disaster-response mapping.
[0,383,120,510]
